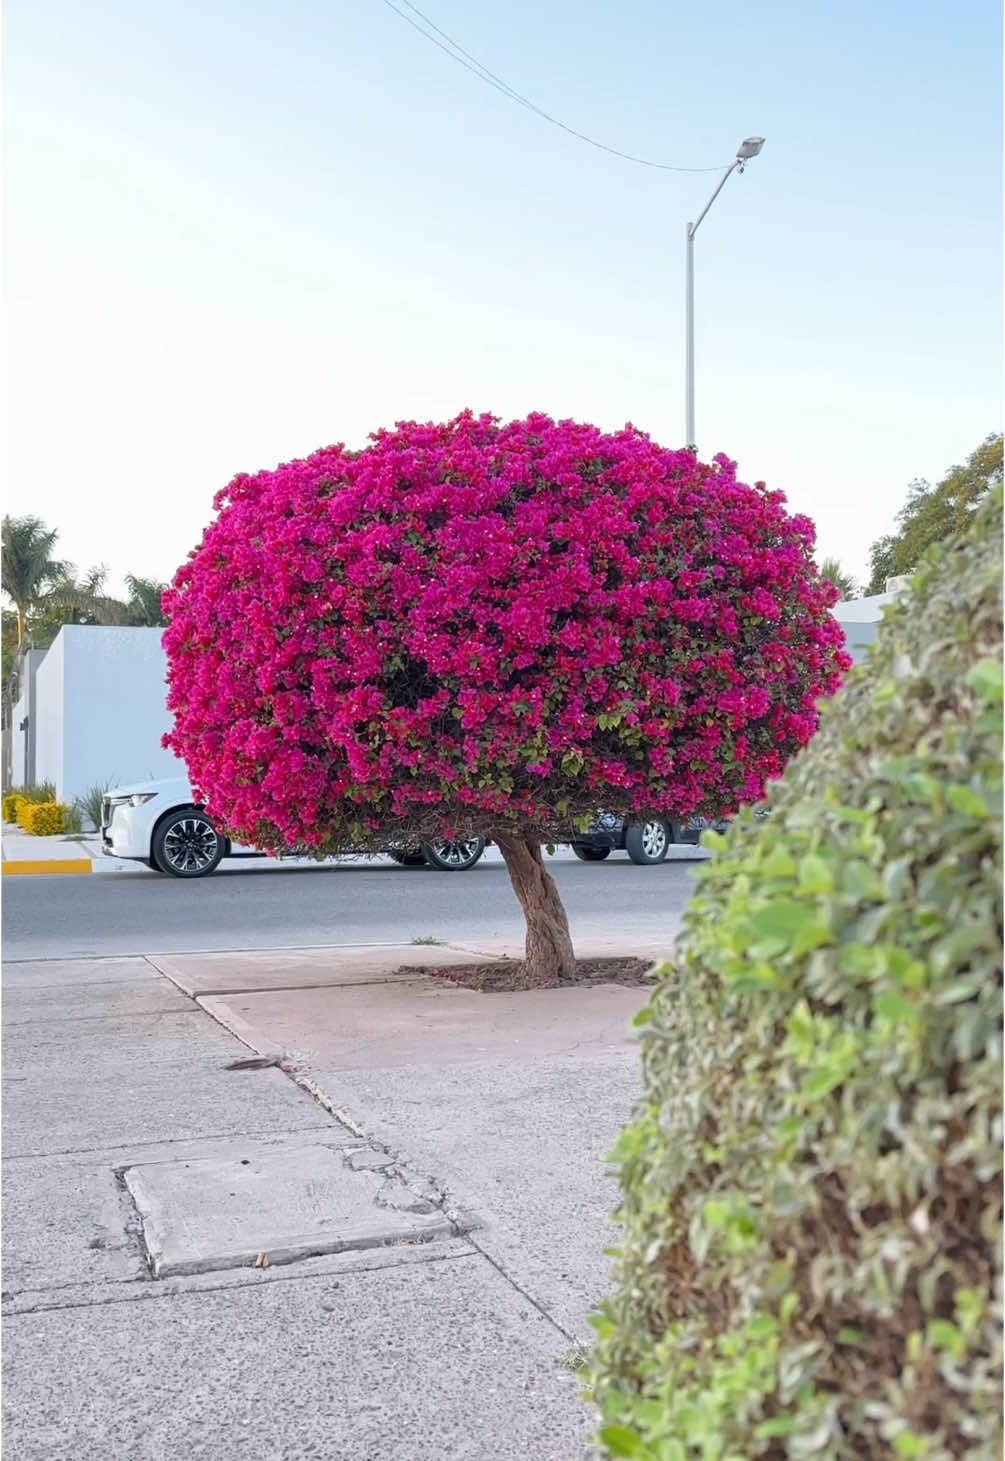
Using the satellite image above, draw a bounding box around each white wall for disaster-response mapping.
[836,589,894,666]
[10,687,29,787]
[34,627,185,803]
[34,632,64,794]
[837,620,879,664]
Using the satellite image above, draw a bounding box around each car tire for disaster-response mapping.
[572,845,611,861]
[421,839,485,871]
[151,808,225,878]
[624,819,671,865]
[387,850,429,868]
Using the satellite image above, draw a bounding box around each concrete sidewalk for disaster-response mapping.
[1,823,107,876]
[2,939,661,1458]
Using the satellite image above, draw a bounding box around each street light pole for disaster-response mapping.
[685,136,764,450]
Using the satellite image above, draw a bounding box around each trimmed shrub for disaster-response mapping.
[18,802,69,836]
[587,486,1003,1458]
[2,793,24,823]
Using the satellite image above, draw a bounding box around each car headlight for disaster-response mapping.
[108,793,158,809]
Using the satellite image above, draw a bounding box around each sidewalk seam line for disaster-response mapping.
[190,977,431,997]
[3,941,449,965]
[2,1249,478,1316]
[2,1125,339,1161]
[464,1235,579,1345]
[5,1007,201,1027]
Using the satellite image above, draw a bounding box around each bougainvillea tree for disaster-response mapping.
[163,411,850,982]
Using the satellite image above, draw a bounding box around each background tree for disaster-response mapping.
[866,432,1003,594]
[122,575,169,627]
[1,513,168,721]
[1,609,19,732]
[163,412,850,983]
[818,557,858,601]
[40,565,131,630]
[36,567,168,630]
[2,514,68,722]
[1,515,66,658]
[1,609,17,674]
[40,569,169,630]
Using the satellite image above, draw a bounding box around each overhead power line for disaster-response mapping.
[378,0,730,174]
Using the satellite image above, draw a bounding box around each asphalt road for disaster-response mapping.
[2,846,705,961]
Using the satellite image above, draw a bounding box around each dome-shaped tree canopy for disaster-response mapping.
[164,411,849,980]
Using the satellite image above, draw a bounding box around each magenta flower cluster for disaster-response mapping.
[162,411,850,852]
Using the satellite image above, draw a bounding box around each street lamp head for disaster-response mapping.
[736,136,765,161]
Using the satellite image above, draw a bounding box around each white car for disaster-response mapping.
[100,777,486,878]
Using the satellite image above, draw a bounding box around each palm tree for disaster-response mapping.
[123,575,169,627]
[1,520,169,731]
[42,565,133,627]
[819,557,859,601]
[37,568,169,632]
[1,515,67,656]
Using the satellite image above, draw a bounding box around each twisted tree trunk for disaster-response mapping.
[496,835,577,984]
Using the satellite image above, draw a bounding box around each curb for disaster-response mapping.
[2,859,94,877]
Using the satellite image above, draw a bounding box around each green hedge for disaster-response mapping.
[587,485,1003,1460]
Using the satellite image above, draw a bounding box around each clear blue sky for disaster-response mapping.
[4,0,1001,594]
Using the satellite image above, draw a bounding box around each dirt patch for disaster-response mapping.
[395,956,656,993]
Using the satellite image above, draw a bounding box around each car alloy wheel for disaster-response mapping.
[421,839,485,871]
[155,811,224,877]
[624,818,670,865]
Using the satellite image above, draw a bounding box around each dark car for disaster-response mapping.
[570,812,728,865]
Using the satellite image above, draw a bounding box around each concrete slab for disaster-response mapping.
[1,1156,146,1292]
[0,956,161,989]
[125,1141,452,1276]
[2,1255,589,1461]
[146,942,507,996]
[1,1063,337,1158]
[1,1232,480,1316]
[307,1051,641,1336]
[3,1011,241,1081]
[3,1009,239,1075]
[3,1133,373,1300]
[198,974,648,1334]
[201,977,645,1071]
[2,979,194,1026]
[4,1127,360,1180]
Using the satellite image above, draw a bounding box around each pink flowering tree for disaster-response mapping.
[163,412,849,983]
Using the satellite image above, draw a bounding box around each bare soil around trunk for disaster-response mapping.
[395,956,654,993]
